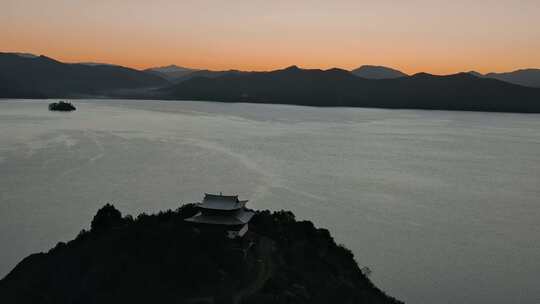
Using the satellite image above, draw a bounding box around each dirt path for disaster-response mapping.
[185,236,274,304]
[232,237,274,304]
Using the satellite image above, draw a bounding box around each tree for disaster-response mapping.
[91,203,123,233]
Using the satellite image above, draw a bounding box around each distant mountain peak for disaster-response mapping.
[352,65,407,79]
[483,68,540,88]
[411,72,479,80]
[144,65,199,82]
[486,68,540,76]
[359,65,392,69]
[283,65,301,71]
[467,71,484,77]
[77,62,118,67]
[145,65,196,73]
[12,52,39,58]
[454,72,478,78]
[0,52,42,59]
[326,67,348,72]
[410,72,433,78]
[37,55,61,63]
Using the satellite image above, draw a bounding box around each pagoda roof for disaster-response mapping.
[185,209,254,226]
[199,193,248,211]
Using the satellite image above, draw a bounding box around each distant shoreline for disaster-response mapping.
[2,53,540,114]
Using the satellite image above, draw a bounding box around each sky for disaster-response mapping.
[1,0,540,74]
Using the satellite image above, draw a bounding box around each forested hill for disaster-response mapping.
[0,204,402,304]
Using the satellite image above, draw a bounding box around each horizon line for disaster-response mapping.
[3,50,539,76]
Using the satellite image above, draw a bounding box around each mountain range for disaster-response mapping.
[469,69,540,88]
[145,65,248,83]
[0,52,168,98]
[161,66,540,112]
[1,52,539,113]
[148,64,540,88]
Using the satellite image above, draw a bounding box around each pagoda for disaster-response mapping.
[185,193,255,238]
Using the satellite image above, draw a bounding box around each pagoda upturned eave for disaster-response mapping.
[185,210,254,226]
[198,193,248,211]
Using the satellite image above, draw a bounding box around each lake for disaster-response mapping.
[0,99,539,303]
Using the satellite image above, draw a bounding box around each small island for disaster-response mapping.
[0,194,402,304]
[48,101,76,112]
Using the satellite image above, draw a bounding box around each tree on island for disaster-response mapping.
[48,101,76,111]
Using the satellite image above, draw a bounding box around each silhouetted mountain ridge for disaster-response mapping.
[0,52,169,98]
[2,52,540,112]
[144,65,199,82]
[468,69,540,88]
[174,69,248,83]
[162,66,540,112]
[352,65,408,79]
[485,69,540,88]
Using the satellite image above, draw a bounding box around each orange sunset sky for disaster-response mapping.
[2,0,539,74]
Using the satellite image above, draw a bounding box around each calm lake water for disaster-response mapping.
[1,99,539,303]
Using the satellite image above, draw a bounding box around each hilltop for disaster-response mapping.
[482,69,540,88]
[144,65,199,82]
[0,204,401,304]
[351,65,408,79]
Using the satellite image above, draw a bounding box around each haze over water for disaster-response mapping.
[1,99,539,303]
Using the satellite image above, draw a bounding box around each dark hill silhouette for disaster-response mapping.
[468,69,540,88]
[144,65,247,83]
[0,204,402,304]
[161,66,540,113]
[485,69,540,88]
[76,62,120,67]
[3,52,540,112]
[352,65,408,79]
[0,53,169,98]
[467,71,484,78]
[175,69,247,82]
[160,66,359,106]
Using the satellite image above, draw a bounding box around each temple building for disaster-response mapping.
[185,193,255,238]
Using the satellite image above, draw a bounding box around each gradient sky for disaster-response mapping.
[2,0,540,74]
